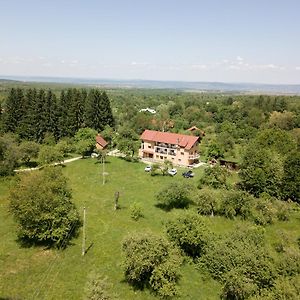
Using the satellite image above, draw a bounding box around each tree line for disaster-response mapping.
[1,87,114,142]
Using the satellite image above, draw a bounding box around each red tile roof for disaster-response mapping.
[140,130,199,150]
[96,135,108,148]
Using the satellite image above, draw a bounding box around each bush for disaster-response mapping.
[156,182,194,210]
[220,190,254,220]
[84,272,112,300]
[165,211,211,258]
[198,165,229,189]
[130,202,144,221]
[221,268,257,300]
[199,226,276,290]
[277,247,300,277]
[193,187,220,217]
[122,232,182,298]
[38,145,64,165]
[9,167,81,247]
[252,195,277,225]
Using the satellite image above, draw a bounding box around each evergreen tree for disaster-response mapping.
[3,88,24,133]
[85,89,114,131]
[20,88,38,140]
[44,90,59,140]
[70,89,86,134]
[34,89,46,142]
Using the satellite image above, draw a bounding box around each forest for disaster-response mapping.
[0,82,300,299]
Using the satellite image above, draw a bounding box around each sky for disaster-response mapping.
[0,0,300,84]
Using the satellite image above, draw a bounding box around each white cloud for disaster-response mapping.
[236,56,244,61]
[296,66,300,71]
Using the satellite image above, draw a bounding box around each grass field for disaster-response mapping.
[0,157,299,299]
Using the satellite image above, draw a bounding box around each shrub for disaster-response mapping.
[220,190,254,219]
[193,187,220,217]
[198,165,229,189]
[156,182,194,210]
[9,167,81,247]
[122,232,182,298]
[165,211,211,258]
[199,226,276,290]
[221,268,257,300]
[130,202,144,221]
[84,272,111,300]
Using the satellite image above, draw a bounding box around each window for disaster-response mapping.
[148,145,152,149]
[160,156,163,159]
[181,152,184,155]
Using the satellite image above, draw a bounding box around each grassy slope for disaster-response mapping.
[0,157,299,299]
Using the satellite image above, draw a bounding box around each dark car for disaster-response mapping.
[182,170,194,178]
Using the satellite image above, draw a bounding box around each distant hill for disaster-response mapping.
[0,76,300,94]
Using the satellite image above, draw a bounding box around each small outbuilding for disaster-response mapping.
[96,135,108,150]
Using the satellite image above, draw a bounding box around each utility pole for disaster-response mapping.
[102,156,105,185]
[82,206,86,256]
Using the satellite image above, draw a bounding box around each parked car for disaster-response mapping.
[144,165,152,172]
[182,170,194,178]
[168,168,177,176]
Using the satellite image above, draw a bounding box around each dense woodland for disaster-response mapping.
[0,84,300,299]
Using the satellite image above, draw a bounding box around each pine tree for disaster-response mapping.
[20,88,38,140]
[3,88,24,133]
[44,90,59,140]
[85,89,114,131]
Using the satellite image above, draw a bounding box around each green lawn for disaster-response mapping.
[0,157,299,299]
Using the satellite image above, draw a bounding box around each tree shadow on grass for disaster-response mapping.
[154,202,191,212]
[16,222,81,250]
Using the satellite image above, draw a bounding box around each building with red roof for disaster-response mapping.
[139,130,200,166]
[96,134,108,150]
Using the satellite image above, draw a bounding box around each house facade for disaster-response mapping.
[139,130,200,166]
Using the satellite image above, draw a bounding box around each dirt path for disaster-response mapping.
[14,156,82,172]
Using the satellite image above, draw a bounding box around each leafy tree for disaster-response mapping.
[199,226,276,291]
[122,232,182,298]
[165,211,211,258]
[254,128,296,157]
[198,165,229,189]
[268,111,295,130]
[206,142,225,159]
[193,187,220,216]
[38,145,64,165]
[55,138,75,158]
[9,167,81,246]
[19,141,40,165]
[150,163,160,176]
[74,128,97,157]
[156,182,193,210]
[116,126,140,157]
[0,133,20,176]
[161,159,173,176]
[220,190,254,220]
[261,276,300,300]
[239,145,284,198]
[221,268,257,300]
[282,150,300,203]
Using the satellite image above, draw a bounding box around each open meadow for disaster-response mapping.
[0,157,299,299]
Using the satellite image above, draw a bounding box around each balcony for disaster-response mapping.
[189,153,200,159]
